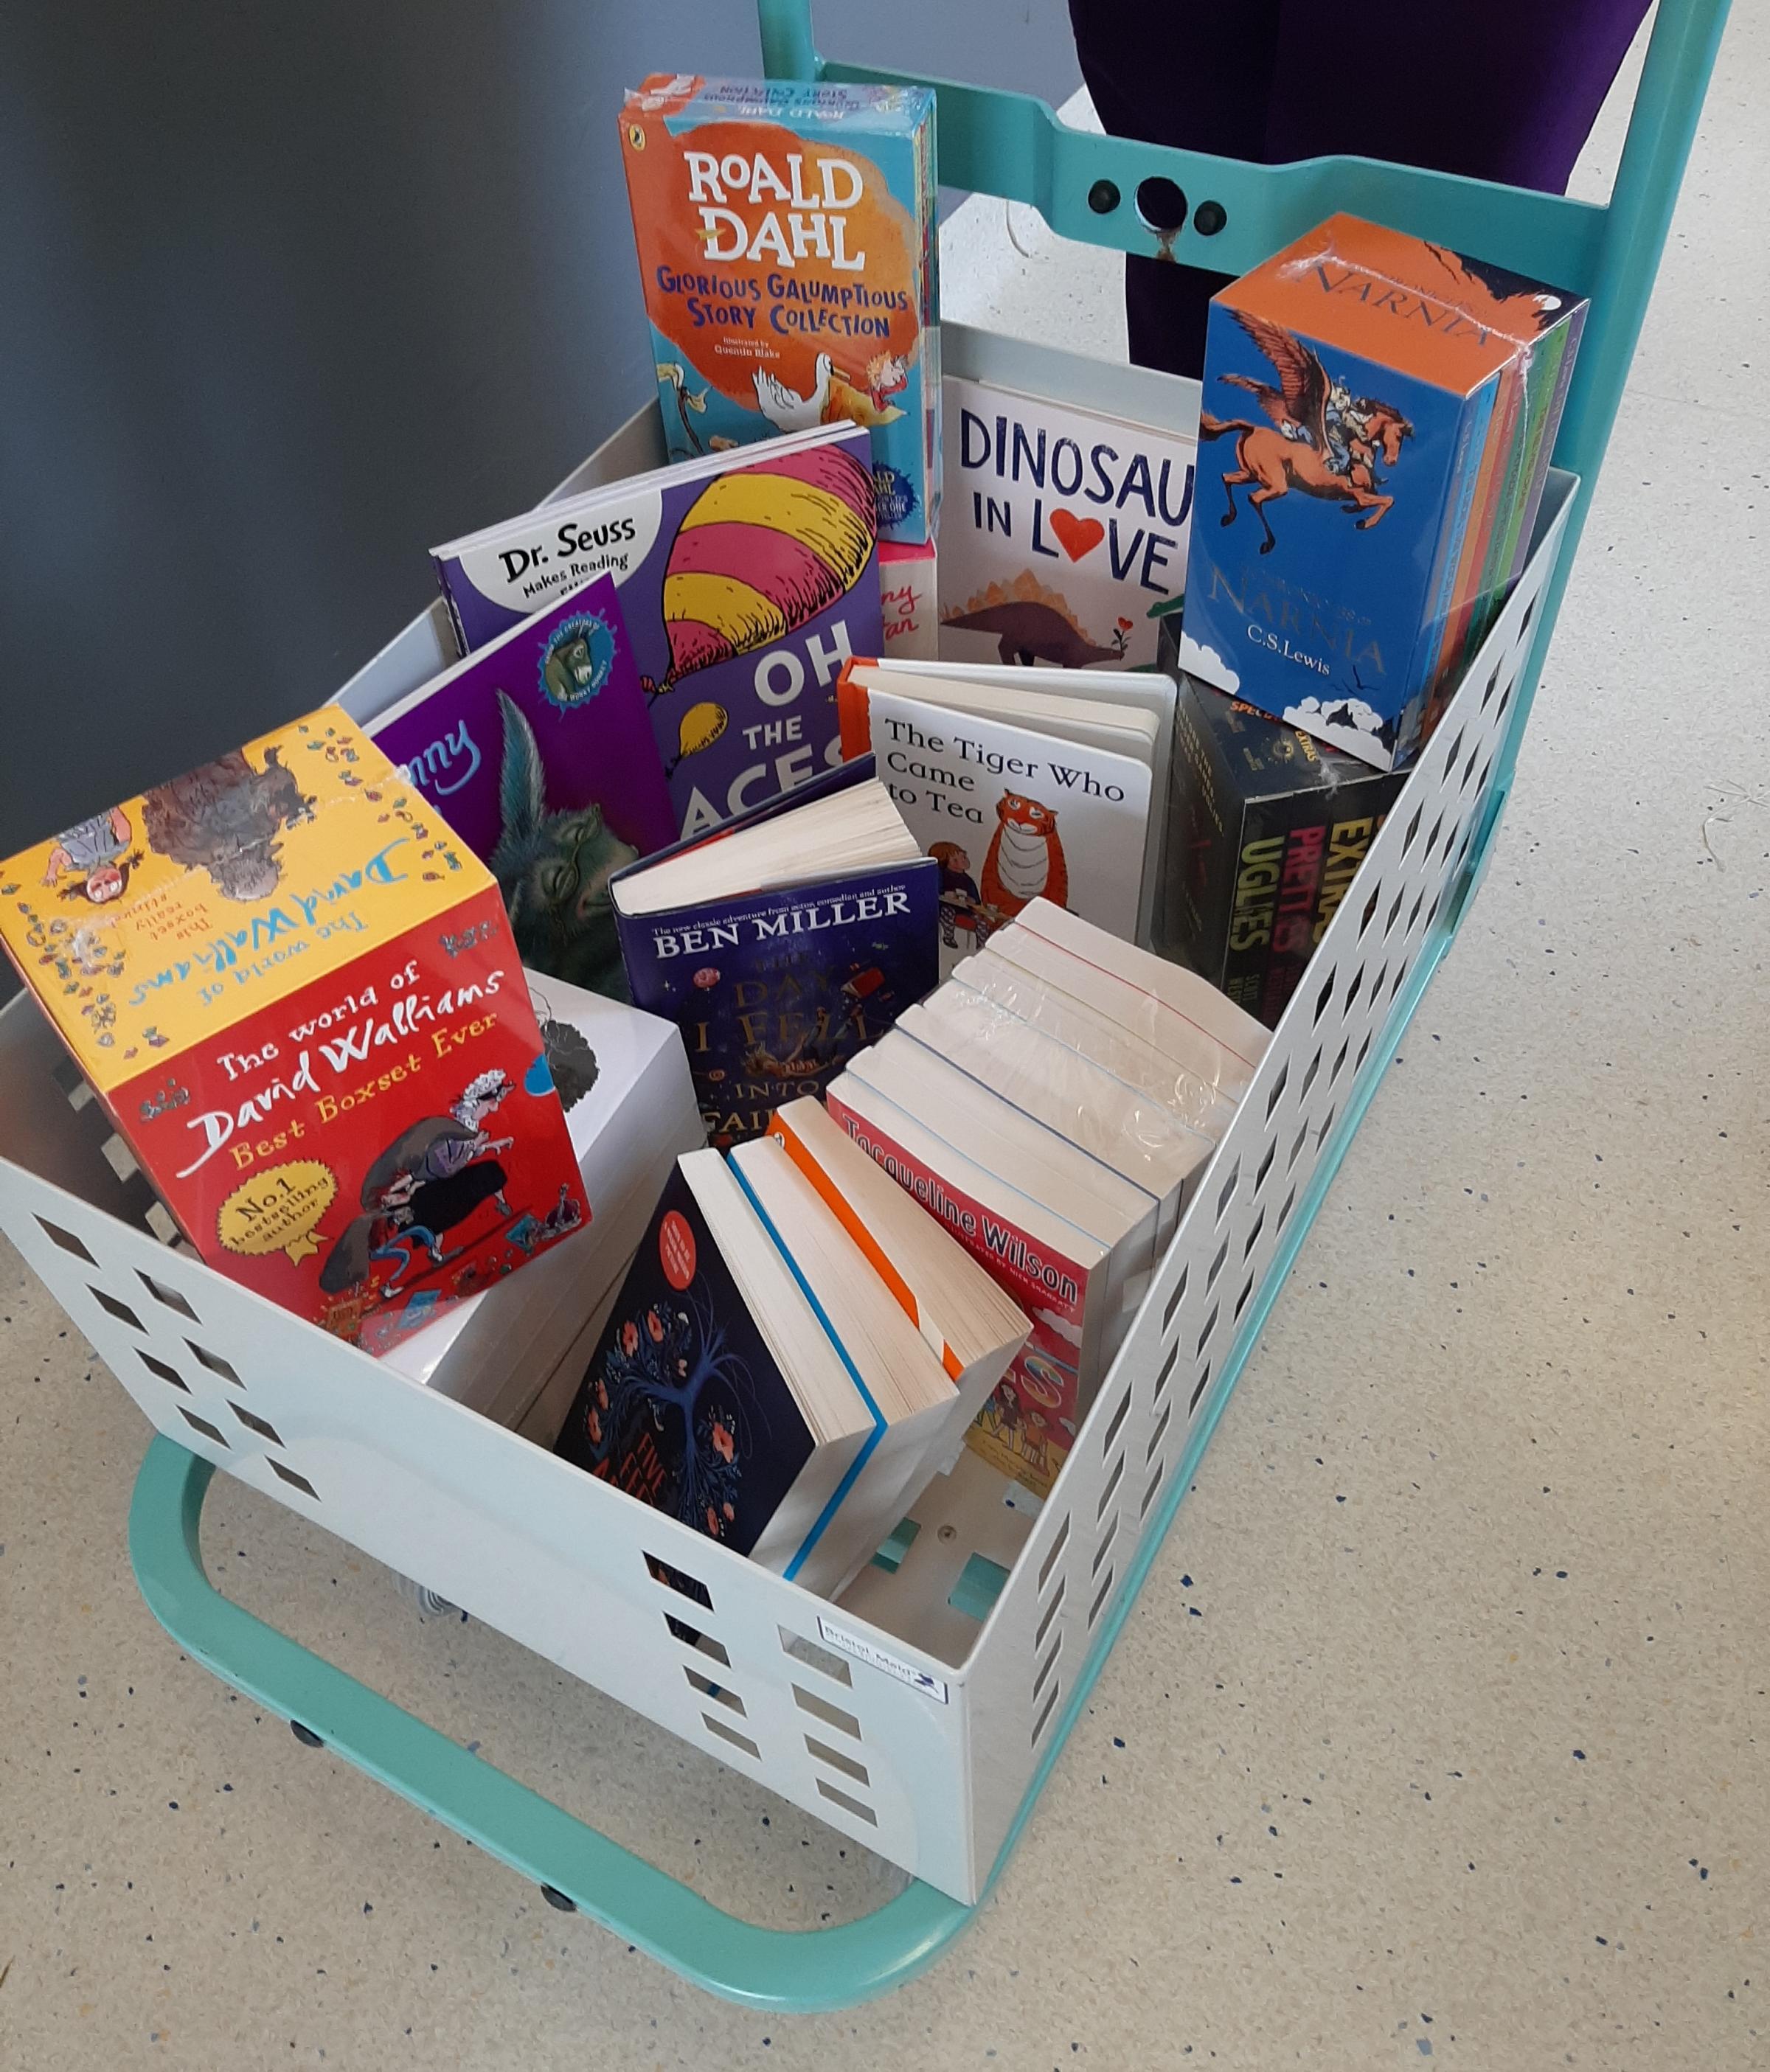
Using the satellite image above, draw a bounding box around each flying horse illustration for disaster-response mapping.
[1199,312,1414,554]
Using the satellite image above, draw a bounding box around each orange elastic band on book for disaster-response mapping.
[768,1109,965,1383]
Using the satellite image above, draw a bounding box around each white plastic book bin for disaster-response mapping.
[0,342,1577,1911]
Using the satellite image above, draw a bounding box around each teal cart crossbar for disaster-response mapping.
[0,0,1730,2013]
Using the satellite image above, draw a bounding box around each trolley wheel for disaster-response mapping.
[540,1884,577,1913]
[392,1571,465,1621]
[290,1720,324,1748]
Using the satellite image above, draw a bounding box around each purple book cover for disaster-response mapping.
[367,573,676,998]
[611,760,939,1147]
[430,428,885,841]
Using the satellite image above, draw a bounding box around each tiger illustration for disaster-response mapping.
[980,792,1068,921]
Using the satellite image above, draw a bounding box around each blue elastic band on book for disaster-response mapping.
[727,1158,886,1583]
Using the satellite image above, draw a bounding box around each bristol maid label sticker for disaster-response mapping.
[816,1616,950,1703]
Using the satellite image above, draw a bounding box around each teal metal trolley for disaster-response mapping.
[1,0,1732,2015]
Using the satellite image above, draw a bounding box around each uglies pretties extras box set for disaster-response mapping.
[0,709,586,1352]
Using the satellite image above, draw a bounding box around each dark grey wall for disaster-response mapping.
[0,2,1077,856]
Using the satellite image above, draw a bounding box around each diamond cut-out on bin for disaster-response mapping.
[38,1217,95,1264]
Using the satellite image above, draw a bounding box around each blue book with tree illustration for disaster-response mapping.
[429,426,885,841]
[367,572,676,999]
[552,1152,876,1573]
[610,758,940,1147]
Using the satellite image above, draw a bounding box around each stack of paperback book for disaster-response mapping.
[824,900,1269,1500]
[551,1115,1029,1595]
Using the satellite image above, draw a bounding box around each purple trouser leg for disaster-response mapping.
[1068,0,1649,376]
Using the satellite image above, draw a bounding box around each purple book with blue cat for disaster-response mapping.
[367,573,676,998]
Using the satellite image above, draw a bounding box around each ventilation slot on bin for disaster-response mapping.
[266,1460,319,1499]
[792,1684,862,1740]
[1096,1452,1125,1522]
[778,1627,853,1685]
[1092,1515,1119,1579]
[1030,1678,1063,1748]
[1032,1636,1061,1703]
[187,1342,242,1386]
[38,1217,96,1264]
[1161,1264,1188,1330]
[702,1714,760,1761]
[1037,1515,1070,1591]
[666,1617,729,1666]
[684,1666,745,1714]
[1035,1578,1066,1652]
[816,1777,877,1825]
[1087,1566,1115,1630]
[139,1349,189,1392]
[89,1287,144,1331]
[805,1734,870,1787]
[230,1403,282,1445]
[644,1553,713,1610]
[136,1270,198,1321]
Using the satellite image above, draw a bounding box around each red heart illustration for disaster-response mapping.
[1048,508,1105,560]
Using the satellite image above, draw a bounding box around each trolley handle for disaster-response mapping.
[757,0,1729,503]
[755,0,1729,883]
[128,1437,970,2012]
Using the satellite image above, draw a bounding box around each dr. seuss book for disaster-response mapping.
[1179,213,1584,771]
[367,573,675,1001]
[430,426,885,839]
[619,74,939,544]
[940,377,1194,671]
[0,710,586,1349]
[836,670,1154,973]
[1156,664,1404,1026]
[552,1153,874,1585]
[611,759,939,1147]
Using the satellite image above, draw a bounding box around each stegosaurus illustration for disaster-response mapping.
[940,571,1128,669]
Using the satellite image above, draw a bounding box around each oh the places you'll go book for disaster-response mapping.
[431,426,884,839]
[611,759,938,1145]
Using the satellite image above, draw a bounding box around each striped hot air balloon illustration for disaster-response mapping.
[642,444,878,700]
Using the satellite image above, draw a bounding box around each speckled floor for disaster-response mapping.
[3,14,1765,2070]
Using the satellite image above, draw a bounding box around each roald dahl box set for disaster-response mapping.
[0,709,586,1350]
[619,74,939,544]
[1179,213,1583,771]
